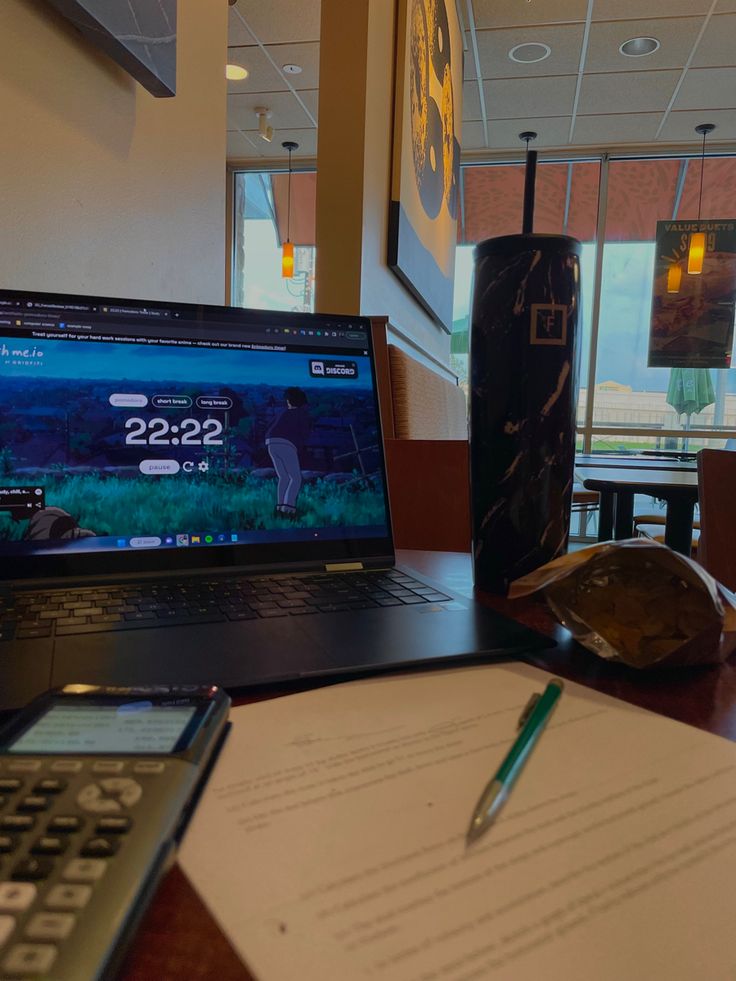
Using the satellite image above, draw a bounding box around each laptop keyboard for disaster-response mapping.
[0,571,451,642]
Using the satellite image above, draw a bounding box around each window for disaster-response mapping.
[232,170,316,313]
[454,154,736,455]
[452,161,599,412]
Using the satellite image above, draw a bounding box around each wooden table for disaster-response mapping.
[576,465,699,554]
[118,549,736,981]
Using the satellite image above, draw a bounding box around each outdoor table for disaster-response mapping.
[576,466,699,555]
[575,453,698,472]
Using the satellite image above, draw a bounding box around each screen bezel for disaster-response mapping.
[0,288,395,581]
[0,694,213,756]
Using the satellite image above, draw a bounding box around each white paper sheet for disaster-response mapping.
[179,663,736,980]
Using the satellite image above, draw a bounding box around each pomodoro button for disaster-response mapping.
[139,460,180,475]
[109,394,148,408]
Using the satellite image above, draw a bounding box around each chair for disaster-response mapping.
[371,319,470,551]
[696,449,736,590]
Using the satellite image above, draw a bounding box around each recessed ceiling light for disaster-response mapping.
[619,36,660,57]
[226,64,249,81]
[508,42,551,64]
[282,64,303,75]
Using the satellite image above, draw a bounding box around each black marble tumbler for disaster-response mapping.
[469,233,581,595]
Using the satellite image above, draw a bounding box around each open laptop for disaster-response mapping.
[0,289,551,710]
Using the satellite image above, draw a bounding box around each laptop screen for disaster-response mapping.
[0,290,393,579]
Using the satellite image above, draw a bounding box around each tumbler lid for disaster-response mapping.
[474,233,581,260]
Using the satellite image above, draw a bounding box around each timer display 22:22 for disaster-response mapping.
[124,417,224,446]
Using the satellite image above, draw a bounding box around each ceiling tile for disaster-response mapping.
[228,5,254,46]
[585,18,702,73]
[593,0,713,17]
[578,70,680,114]
[278,128,318,158]
[482,74,578,119]
[463,80,482,121]
[674,67,736,109]
[471,0,588,30]
[227,90,318,131]
[571,112,662,144]
[228,0,320,45]
[658,108,736,142]
[475,24,585,78]
[226,45,288,94]
[461,120,487,150]
[714,0,736,9]
[485,116,572,149]
[227,130,260,158]
[228,127,318,161]
[263,41,320,90]
[692,13,736,67]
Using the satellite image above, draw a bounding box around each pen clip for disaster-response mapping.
[517,692,540,730]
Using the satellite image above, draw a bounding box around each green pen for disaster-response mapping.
[466,678,564,847]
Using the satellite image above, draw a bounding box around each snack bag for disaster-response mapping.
[509,538,736,668]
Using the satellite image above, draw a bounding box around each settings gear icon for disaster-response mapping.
[197,460,210,473]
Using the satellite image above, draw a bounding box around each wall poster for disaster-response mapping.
[649,219,736,368]
[388,0,463,332]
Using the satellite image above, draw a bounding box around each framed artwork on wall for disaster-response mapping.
[388,0,463,333]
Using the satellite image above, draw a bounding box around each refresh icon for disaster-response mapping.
[182,460,194,473]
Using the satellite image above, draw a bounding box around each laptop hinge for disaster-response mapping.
[324,562,364,572]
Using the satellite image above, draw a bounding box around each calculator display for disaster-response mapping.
[7,702,197,754]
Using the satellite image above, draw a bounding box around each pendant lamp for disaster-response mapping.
[281,140,298,278]
[687,123,715,276]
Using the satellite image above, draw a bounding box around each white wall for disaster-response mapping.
[0,0,227,305]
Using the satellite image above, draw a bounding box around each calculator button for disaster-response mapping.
[0,916,14,947]
[2,942,57,975]
[32,779,66,795]
[133,761,166,774]
[0,838,18,855]
[10,858,54,882]
[0,884,36,913]
[50,761,82,773]
[30,837,67,856]
[63,858,107,882]
[46,816,82,835]
[91,761,125,774]
[95,816,131,835]
[6,763,41,774]
[0,783,21,795]
[44,884,92,910]
[79,836,118,858]
[99,778,142,808]
[24,912,75,942]
[16,797,48,814]
[76,785,121,814]
[0,817,34,833]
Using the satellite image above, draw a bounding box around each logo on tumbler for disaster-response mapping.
[530,304,567,346]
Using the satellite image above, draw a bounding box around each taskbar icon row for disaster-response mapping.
[115,533,239,549]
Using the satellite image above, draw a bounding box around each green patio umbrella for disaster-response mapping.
[666,367,715,448]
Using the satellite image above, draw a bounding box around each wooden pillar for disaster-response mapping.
[314,0,371,315]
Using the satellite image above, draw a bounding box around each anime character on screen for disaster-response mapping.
[265,387,310,518]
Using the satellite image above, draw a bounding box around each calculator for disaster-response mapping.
[0,683,231,980]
